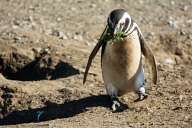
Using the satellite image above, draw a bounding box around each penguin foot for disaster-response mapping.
[112,100,121,112]
[111,98,128,112]
[134,93,148,102]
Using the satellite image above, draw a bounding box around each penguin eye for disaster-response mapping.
[120,22,125,26]
[119,22,125,30]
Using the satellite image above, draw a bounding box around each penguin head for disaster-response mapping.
[107,9,131,37]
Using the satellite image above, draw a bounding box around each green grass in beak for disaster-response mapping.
[103,31,127,44]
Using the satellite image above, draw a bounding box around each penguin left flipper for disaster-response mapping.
[137,29,158,85]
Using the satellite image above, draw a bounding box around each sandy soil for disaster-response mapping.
[0,0,192,127]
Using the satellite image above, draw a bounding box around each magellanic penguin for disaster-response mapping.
[83,9,158,112]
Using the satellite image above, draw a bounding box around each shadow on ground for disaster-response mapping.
[0,95,119,125]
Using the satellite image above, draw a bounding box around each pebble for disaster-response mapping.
[175,47,183,56]
[32,47,42,54]
[51,30,68,39]
[146,107,153,113]
[89,84,94,87]
[58,31,67,39]
[29,5,35,11]
[14,36,28,43]
[56,17,62,22]
[168,20,177,28]
[25,16,33,22]
[179,95,184,101]
[89,4,96,8]
[13,20,21,26]
[171,1,175,5]
[70,7,76,11]
[85,41,91,46]
[182,6,188,11]
[163,58,175,65]
[73,34,83,41]
[14,36,22,41]
[179,30,186,35]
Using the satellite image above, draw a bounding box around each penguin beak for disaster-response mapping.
[113,28,117,37]
[112,26,118,37]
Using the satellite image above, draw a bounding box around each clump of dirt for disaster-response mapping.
[0,85,22,119]
[0,51,33,80]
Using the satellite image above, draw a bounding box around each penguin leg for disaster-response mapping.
[134,86,148,102]
[106,84,127,112]
[134,67,148,102]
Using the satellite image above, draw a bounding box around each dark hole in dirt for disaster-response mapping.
[0,51,80,81]
[3,60,80,81]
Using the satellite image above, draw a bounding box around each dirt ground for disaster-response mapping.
[0,0,192,127]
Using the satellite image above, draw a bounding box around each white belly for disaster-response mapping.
[101,31,143,95]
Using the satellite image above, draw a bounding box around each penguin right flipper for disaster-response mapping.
[83,25,109,84]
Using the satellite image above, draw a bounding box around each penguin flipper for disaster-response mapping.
[83,26,108,84]
[138,30,158,84]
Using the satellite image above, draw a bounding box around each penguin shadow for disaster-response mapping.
[0,95,128,125]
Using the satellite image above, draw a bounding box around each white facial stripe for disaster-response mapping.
[127,22,140,35]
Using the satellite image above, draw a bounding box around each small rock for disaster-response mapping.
[56,17,62,22]
[66,32,72,38]
[89,4,96,8]
[163,58,175,65]
[146,32,155,40]
[51,30,67,39]
[12,25,19,29]
[179,95,184,101]
[122,97,129,102]
[168,18,177,28]
[58,31,67,39]
[70,7,76,11]
[175,47,183,56]
[45,29,53,35]
[51,30,59,37]
[73,34,83,41]
[25,16,33,22]
[171,1,175,5]
[187,35,192,40]
[146,107,153,113]
[32,47,42,54]
[29,5,35,11]
[13,20,20,26]
[89,84,94,87]
[179,30,186,35]
[14,36,22,43]
[182,6,188,11]
[85,41,91,46]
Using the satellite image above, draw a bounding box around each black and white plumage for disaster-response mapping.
[83,9,157,112]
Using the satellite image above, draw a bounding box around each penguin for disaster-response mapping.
[83,9,158,112]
